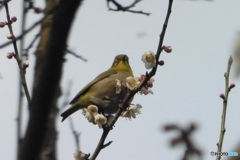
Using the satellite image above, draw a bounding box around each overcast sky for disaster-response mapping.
[1,0,240,160]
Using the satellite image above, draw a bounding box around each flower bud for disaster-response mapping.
[6,33,15,39]
[158,60,164,66]
[11,16,17,22]
[6,52,15,59]
[137,74,146,82]
[229,83,236,90]
[0,22,6,28]
[163,46,172,53]
[23,61,29,69]
[219,93,225,100]
[147,81,153,88]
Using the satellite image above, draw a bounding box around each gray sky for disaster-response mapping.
[1,0,240,160]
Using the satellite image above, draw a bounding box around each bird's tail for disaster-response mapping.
[60,105,82,122]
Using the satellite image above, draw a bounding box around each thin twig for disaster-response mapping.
[102,141,113,149]
[23,32,40,58]
[0,6,57,49]
[107,0,150,16]
[89,1,173,160]
[0,0,11,11]
[3,2,31,105]
[61,81,82,150]
[20,0,27,58]
[216,56,234,160]
[65,49,88,62]
[69,118,81,151]
[89,129,110,160]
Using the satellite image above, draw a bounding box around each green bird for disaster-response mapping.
[61,54,134,122]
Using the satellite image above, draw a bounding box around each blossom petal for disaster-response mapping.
[142,50,156,70]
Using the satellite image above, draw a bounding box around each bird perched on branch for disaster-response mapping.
[61,54,134,122]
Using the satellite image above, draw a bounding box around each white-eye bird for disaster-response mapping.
[61,54,134,121]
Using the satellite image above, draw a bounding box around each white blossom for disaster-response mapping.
[74,150,86,160]
[121,104,142,119]
[136,74,155,95]
[126,76,140,90]
[139,87,153,95]
[142,50,156,69]
[94,113,107,125]
[6,33,14,39]
[87,105,98,115]
[82,105,108,127]
[82,109,94,123]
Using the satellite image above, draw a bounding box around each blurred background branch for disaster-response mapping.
[106,0,150,15]
[163,123,202,160]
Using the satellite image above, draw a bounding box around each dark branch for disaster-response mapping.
[102,141,113,149]
[89,1,174,160]
[0,0,11,12]
[107,0,150,16]
[65,49,88,62]
[0,6,57,49]
[182,127,202,159]
[23,32,40,58]
[163,123,202,160]
[19,0,82,159]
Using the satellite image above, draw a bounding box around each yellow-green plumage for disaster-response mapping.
[61,54,133,121]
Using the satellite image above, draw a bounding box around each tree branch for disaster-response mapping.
[3,1,31,105]
[65,49,88,62]
[23,32,40,58]
[16,0,29,158]
[0,6,57,50]
[163,123,202,160]
[18,0,83,159]
[69,118,81,151]
[216,56,234,160]
[89,1,174,159]
[107,0,150,16]
[2,4,32,160]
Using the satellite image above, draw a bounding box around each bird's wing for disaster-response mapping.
[69,69,117,104]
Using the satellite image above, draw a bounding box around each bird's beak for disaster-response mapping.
[122,55,128,61]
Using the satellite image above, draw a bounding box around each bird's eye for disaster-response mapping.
[114,60,119,65]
